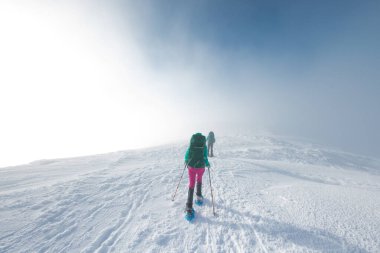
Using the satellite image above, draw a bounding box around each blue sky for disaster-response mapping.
[0,0,379,166]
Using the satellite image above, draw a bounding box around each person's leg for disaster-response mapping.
[195,168,205,197]
[186,167,197,210]
[195,168,205,184]
[188,167,197,189]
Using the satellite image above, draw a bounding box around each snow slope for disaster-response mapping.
[0,135,379,253]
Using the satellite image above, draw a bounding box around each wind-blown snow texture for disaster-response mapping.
[0,135,379,253]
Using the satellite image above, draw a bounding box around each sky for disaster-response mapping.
[0,0,379,167]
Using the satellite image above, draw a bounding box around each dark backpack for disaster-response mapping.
[187,133,206,168]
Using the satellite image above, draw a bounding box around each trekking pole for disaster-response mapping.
[207,166,216,216]
[171,163,187,201]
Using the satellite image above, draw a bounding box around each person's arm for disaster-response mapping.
[204,146,210,167]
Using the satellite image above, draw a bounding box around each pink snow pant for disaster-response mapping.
[188,166,205,189]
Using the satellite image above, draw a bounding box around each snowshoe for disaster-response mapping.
[185,208,195,221]
[195,195,204,206]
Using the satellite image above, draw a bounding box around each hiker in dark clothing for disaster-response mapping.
[207,131,215,157]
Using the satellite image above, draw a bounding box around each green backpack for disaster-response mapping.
[188,133,206,168]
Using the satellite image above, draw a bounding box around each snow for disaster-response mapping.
[0,135,379,252]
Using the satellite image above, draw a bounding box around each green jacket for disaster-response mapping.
[185,146,210,168]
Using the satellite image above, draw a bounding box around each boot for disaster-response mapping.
[196,182,202,197]
[195,182,203,205]
[186,188,194,212]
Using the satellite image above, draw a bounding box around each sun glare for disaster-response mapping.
[0,2,178,167]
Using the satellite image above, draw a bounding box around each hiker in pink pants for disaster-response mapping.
[184,133,210,217]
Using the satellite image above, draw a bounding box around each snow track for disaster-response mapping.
[1,136,379,252]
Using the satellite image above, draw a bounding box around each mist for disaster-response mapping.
[123,0,380,157]
[1,0,379,167]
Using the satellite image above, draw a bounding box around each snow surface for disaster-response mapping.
[0,135,379,253]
